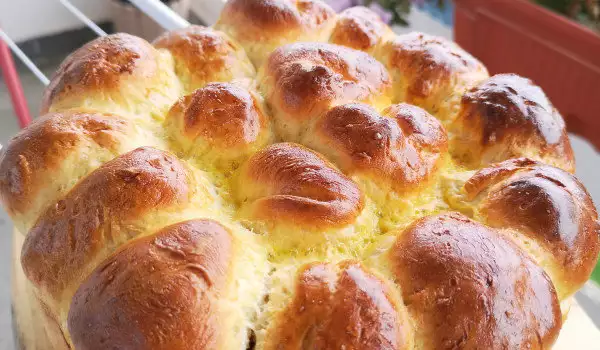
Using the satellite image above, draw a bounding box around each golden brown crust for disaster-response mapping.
[41,34,159,113]
[451,74,574,172]
[389,212,561,349]
[216,0,336,65]
[153,25,255,92]
[464,158,600,298]
[265,261,410,349]
[68,219,232,350]
[375,32,488,119]
[260,42,392,140]
[329,6,392,53]
[220,0,333,33]
[236,142,364,229]
[463,157,540,199]
[166,82,271,160]
[383,32,485,98]
[2,21,592,348]
[309,103,447,193]
[0,111,130,219]
[21,147,191,304]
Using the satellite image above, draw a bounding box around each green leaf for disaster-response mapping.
[592,261,600,284]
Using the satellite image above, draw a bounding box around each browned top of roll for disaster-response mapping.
[167,82,269,149]
[21,147,191,301]
[460,74,567,146]
[452,74,574,171]
[376,32,488,116]
[236,142,364,229]
[464,158,600,298]
[265,260,410,349]
[218,0,335,41]
[262,42,391,127]
[384,32,485,98]
[153,25,255,92]
[310,103,447,192]
[0,111,130,217]
[389,212,561,349]
[68,219,232,350]
[40,34,157,114]
[329,6,392,52]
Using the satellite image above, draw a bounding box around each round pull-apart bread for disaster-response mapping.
[0,1,597,349]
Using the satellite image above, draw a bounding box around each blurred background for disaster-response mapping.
[0,0,599,349]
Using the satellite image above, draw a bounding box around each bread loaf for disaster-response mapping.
[1,1,598,349]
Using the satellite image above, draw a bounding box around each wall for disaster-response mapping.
[190,0,225,25]
[0,0,111,42]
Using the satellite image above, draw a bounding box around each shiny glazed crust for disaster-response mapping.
[40,34,181,120]
[463,158,599,299]
[0,111,141,232]
[0,1,596,349]
[68,219,233,350]
[234,142,365,247]
[306,102,447,193]
[21,147,192,315]
[264,261,411,349]
[374,32,489,121]
[258,42,392,140]
[165,82,273,169]
[450,74,575,172]
[389,213,562,349]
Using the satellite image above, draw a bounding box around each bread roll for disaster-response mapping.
[450,74,575,172]
[21,148,200,320]
[462,158,599,299]
[216,0,337,67]
[0,110,156,233]
[262,260,412,349]
[1,3,596,349]
[374,32,488,122]
[165,82,273,172]
[389,213,561,349]
[153,26,256,94]
[68,218,267,350]
[233,142,376,253]
[258,42,392,141]
[304,102,448,228]
[68,219,235,350]
[329,6,393,54]
[41,34,181,123]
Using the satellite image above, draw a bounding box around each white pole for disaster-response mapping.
[0,29,50,86]
[58,0,107,37]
